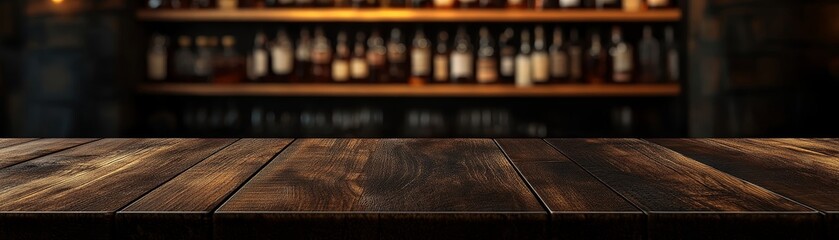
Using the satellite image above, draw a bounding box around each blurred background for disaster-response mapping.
[0,0,837,138]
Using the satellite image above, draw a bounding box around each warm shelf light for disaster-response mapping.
[51,0,64,4]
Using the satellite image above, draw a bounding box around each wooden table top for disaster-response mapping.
[0,138,835,240]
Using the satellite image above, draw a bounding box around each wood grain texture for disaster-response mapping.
[0,138,97,169]
[0,138,234,240]
[496,139,645,239]
[547,138,820,240]
[650,138,839,239]
[0,138,37,149]
[117,138,292,240]
[216,139,546,240]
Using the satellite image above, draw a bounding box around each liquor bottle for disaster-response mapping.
[270,28,294,81]
[531,25,550,84]
[664,26,679,82]
[548,27,569,82]
[147,34,168,81]
[410,28,431,85]
[433,0,454,8]
[194,36,213,82]
[499,28,516,83]
[450,27,474,84]
[350,32,370,82]
[646,0,668,9]
[387,28,408,83]
[637,25,661,83]
[506,0,526,9]
[219,0,237,9]
[311,27,333,82]
[367,30,388,83]
[534,0,555,10]
[515,29,532,87]
[295,28,312,82]
[607,26,633,83]
[559,0,581,8]
[214,35,247,84]
[478,0,501,8]
[247,32,269,82]
[332,31,351,83]
[191,0,212,8]
[432,31,450,83]
[476,27,498,84]
[595,0,620,9]
[148,0,167,9]
[568,29,584,82]
[174,36,195,82]
[412,0,432,8]
[623,0,643,11]
[169,0,191,8]
[585,31,606,83]
[458,0,478,8]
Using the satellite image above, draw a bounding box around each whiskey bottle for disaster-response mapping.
[410,28,431,85]
[295,28,312,82]
[194,36,213,82]
[311,27,333,82]
[664,26,679,82]
[450,27,474,84]
[607,26,633,83]
[568,29,584,82]
[585,31,606,83]
[559,0,581,8]
[270,28,294,81]
[531,25,550,84]
[476,27,498,84]
[637,25,661,83]
[247,32,269,82]
[366,30,388,83]
[457,0,478,8]
[350,32,370,82]
[499,28,516,83]
[595,0,620,9]
[147,34,168,81]
[432,31,450,83]
[515,29,532,87]
[548,27,569,82]
[433,0,454,8]
[174,36,195,82]
[622,0,643,12]
[646,0,669,9]
[214,36,247,84]
[332,31,351,83]
[387,28,408,83]
[506,0,526,9]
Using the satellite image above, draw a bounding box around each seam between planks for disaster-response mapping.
[0,138,103,171]
[492,139,552,214]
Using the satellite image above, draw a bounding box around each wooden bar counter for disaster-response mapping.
[0,138,835,239]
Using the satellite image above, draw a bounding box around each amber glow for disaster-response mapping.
[51,0,64,4]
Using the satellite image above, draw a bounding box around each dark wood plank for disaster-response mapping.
[0,138,37,149]
[650,138,839,239]
[496,139,644,239]
[117,138,293,240]
[547,138,820,240]
[0,138,98,169]
[0,138,234,240]
[215,139,547,240]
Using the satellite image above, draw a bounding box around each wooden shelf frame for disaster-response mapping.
[136,83,682,97]
[136,9,682,22]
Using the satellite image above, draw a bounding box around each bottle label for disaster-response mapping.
[194,57,211,77]
[500,56,514,77]
[411,49,430,76]
[476,58,498,83]
[515,55,532,87]
[531,52,549,82]
[667,49,679,81]
[433,54,448,82]
[350,58,369,79]
[647,0,668,7]
[271,46,293,75]
[252,50,268,77]
[367,51,386,67]
[559,0,580,7]
[148,52,167,81]
[613,47,632,82]
[450,52,473,78]
[332,60,350,82]
[550,52,568,78]
[570,47,582,79]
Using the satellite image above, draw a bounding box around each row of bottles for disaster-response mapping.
[147,25,680,86]
[146,0,676,10]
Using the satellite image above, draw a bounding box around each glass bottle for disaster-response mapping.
[367,30,388,83]
[646,0,669,8]
[433,31,450,83]
[607,26,633,83]
[214,36,246,84]
[499,28,516,83]
[433,0,454,8]
[295,28,312,82]
[637,25,661,83]
[664,26,679,82]
[568,29,584,82]
[147,34,168,82]
[515,29,532,87]
[476,27,498,84]
[350,32,370,83]
[270,28,294,82]
[531,25,550,84]
[387,28,408,83]
[506,0,526,9]
[585,31,606,83]
[559,0,581,8]
[247,32,269,82]
[623,0,643,12]
[410,28,432,85]
[174,36,195,82]
[596,0,620,9]
[450,26,474,84]
[194,36,214,82]
[549,27,569,82]
[332,31,351,83]
[478,0,501,8]
[458,0,478,8]
[148,0,167,9]
[311,27,333,83]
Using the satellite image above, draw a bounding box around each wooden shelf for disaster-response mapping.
[136,83,681,97]
[136,9,682,22]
